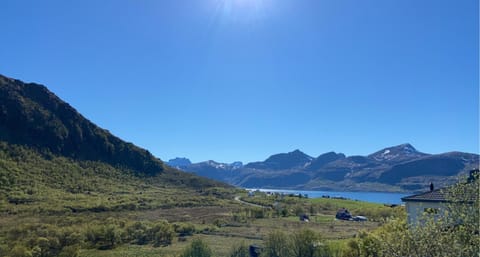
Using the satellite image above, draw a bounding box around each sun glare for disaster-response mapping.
[211,0,272,24]
[231,0,261,8]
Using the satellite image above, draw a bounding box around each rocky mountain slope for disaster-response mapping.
[168,144,479,192]
[0,75,166,175]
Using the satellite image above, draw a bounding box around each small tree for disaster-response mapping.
[180,238,212,257]
[262,231,291,257]
[293,229,331,257]
[149,221,174,247]
[229,242,250,257]
[8,245,32,257]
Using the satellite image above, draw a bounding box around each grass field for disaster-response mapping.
[1,183,403,257]
[0,144,404,256]
[71,193,400,256]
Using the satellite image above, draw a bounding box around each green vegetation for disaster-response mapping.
[1,75,173,175]
[338,177,480,257]
[228,242,250,257]
[0,142,235,256]
[4,141,476,256]
[0,141,397,256]
[1,73,478,256]
[1,137,475,256]
[261,229,334,257]
[0,142,229,214]
[180,239,213,257]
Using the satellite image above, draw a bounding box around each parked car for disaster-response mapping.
[335,208,352,220]
[352,215,368,221]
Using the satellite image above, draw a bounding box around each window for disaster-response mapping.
[424,207,439,214]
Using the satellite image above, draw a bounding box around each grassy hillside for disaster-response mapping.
[0,142,400,256]
[0,141,238,256]
[0,142,231,214]
[0,75,165,175]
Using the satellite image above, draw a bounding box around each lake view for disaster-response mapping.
[249,188,410,204]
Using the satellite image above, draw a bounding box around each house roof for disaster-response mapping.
[402,184,478,203]
[401,188,449,203]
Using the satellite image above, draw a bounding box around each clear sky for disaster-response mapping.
[1,0,478,163]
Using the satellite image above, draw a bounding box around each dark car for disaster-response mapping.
[335,208,352,220]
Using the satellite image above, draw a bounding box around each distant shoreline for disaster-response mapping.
[244,188,410,204]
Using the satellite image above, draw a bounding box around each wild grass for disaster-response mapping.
[0,143,402,257]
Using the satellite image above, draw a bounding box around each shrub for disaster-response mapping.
[229,242,250,257]
[85,224,122,250]
[149,221,174,247]
[291,229,320,257]
[261,231,291,257]
[175,223,196,236]
[180,238,212,257]
[126,221,149,245]
[9,244,32,257]
[58,245,80,257]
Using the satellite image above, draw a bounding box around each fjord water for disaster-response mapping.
[251,189,409,204]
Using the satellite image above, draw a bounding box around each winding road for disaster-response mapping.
[234,196,271,209]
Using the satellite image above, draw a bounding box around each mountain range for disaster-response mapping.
[1,73,477,194]
[168,144,479,192]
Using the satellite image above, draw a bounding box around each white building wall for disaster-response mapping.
[405,201,445,225]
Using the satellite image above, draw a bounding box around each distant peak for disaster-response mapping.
[398,143,416,150]
[317,151,345,158]
[166,157,192,167]
[368,143,426,162]
[168,157,191,162]
[287,149,313,160]
[290,149,304,154]
[380,143,418,153]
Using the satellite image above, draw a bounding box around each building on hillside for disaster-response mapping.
[401,187,450,225]
[401,169,479,225]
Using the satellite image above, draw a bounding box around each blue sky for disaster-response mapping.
[1,0,478,163]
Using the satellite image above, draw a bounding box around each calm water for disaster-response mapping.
[248,188,409,204]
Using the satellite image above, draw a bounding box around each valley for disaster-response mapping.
[0,75,477,256]
[0,75,400,256]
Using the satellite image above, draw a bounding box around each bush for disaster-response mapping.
[126,222,149,245]
[261,231,291,257]
[9,245,32,257]
[149,221,174,247]
[180,238,212,257]
[291,229,321,257]
[175,223,196,236]
[261,230,330,257]
[85,224,122,250]
[229,242,250,257]
[58,245,80,257]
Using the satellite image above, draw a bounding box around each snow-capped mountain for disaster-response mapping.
[168,144,479,192]
[368,143,428,164]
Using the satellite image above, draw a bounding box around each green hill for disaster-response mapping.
[0,141,229,213]
[0,74,231,212]
[0,75,234,256]
[0,75,165,175]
